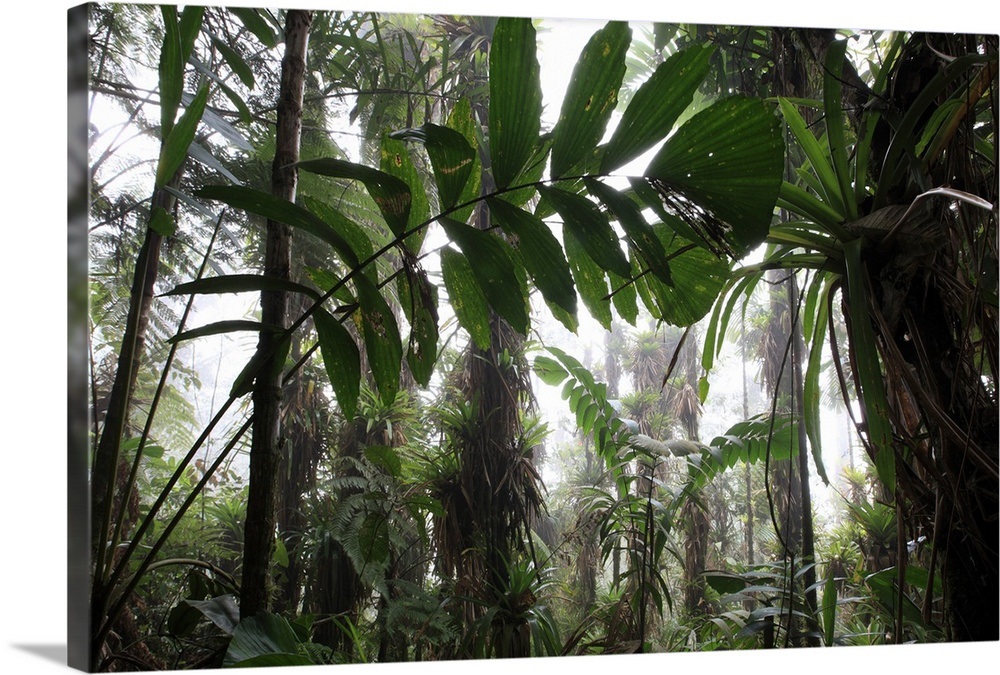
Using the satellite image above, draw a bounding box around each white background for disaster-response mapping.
[1,0,997,673]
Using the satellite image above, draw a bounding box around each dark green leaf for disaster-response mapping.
[585,178,672,285]
[551,22,631,178]
[503,134,552,209]
[168,320,280,344]
[439,218,529,334]
[563,222,612,330]
[645,97,784,257]
[777,181,846,233]
[167,601,205,638]
[187,55,252,127]
[141,444,165,459]
[224,613,303,667]
[379,136,430,253]
[406,494,445,519]
[314,307,361,421]
[446,98,483,222]
[206,35,256,89]
[358,513,390,564]
[823,39,857,219]
[272,538,289,567]
[581,401,600,436]
[822,567,837,646]
[210,35,254,89]
[213,83,251,125]
[779,97,845,217]
[803,275,833,485]
[165,274,321,300]
[864,569,926,626]
[354,274,402,406]
[638,222,729,326]
[299,195,373,263]
[297,158,412,236]
[540,185,630,278]
[610,272,638,324]
[866,564,941,595]
[441,247,491,350]
[489,18,543,188]
[181,595,239,636]
[602,44,714,173]
[533,355,568,386]
[390,123,475,210]
[705,573,746,595]
[844,239,894,492]
[698,376,710,404]
[653,23,678,54]
[400,263,439,387]
[873,53,993,209]
[158,6,182,137]
[364,445,402,478]
[487,197,576,316]
[148,206,175,236]
[304,267,355,307]
[156,84,208,188]
[701,272,763,372]
[545,297,580,335]
[229,7,277,49]
[689,413,798,489]
[196,185,360,267]
[178,6,205,63]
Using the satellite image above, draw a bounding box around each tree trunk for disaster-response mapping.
[241,9,312,619]
[787,273,819,645]
[680,326,709,617]
[741,309,754,567]
[871,33,999,643]
[605,326,625,586]
[90,175,181,573]
[763,271,803,552]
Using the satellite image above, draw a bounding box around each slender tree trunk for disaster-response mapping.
[760,271,808,646]
[680,326,709,617]
[787,274,819,645]
[90,175,181,572]
[241,9,312,619]
[765,280,804,551]
[69,7,91,670]
[605,326,625,585]
[741,308,754,566]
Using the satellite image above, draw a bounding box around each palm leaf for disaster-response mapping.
[489,18,543,188]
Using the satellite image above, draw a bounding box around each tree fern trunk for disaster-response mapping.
[90,175,180,573]
[241,9,312,619]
